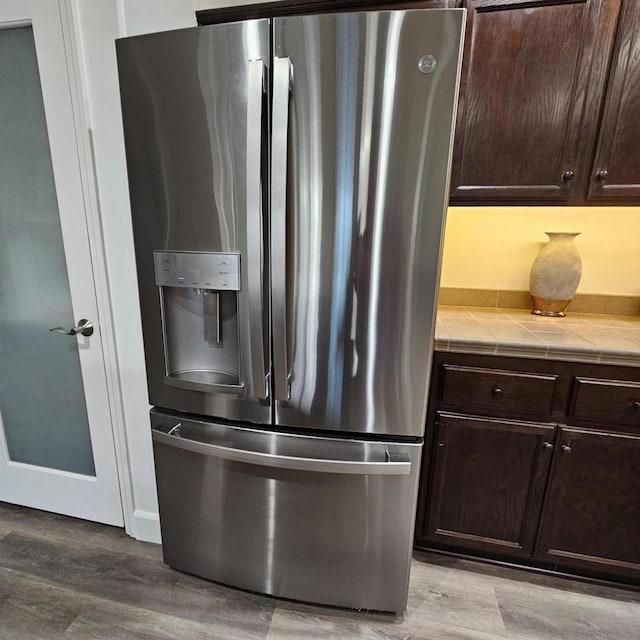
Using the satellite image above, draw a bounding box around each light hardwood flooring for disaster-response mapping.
[1,502,638,639]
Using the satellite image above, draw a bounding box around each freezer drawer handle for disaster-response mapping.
[271,57,293,402]
[246,59,269,400]
[152,426,411,476]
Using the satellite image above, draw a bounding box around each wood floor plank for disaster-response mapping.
[0,531,274,635]
[0,567,76,640]
[495,581,640,640]
[0,567,262,640]
[2,504,639,640]
[402,557,508,637]
[0,502,160,562]
[415,550,640,603]
[267,602,509,640]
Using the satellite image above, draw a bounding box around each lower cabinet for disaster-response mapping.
[535,426,640,580]
[426,414,554,557]
[416,352,640,585]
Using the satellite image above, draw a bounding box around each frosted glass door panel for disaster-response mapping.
[0,26,95,476]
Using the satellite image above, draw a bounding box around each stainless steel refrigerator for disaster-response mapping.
[117,9,464,613]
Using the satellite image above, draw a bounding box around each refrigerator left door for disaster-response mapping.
[117,21,271,424]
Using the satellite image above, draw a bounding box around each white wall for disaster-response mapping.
[121,0,196,35]
[73,0,203,543]
[193,0,275,9]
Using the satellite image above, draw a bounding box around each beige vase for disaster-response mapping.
[530,232,582,317]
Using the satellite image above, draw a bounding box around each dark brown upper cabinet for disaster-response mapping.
[588,1,640,201]
[196,0,455,26]
[450,0,621,204]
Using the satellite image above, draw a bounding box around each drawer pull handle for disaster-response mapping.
[634,401,640,411]
[542,441,554,451]
[561,444,572,455]
[492,387,503,397]
[152,428,412,475]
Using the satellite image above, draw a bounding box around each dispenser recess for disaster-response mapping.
[154,251,243,395]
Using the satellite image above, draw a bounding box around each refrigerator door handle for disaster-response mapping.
[246,59,268,400]
[152,426,411,476]
[271,57,292,402]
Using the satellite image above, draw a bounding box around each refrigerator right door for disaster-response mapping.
[271,10,465,436]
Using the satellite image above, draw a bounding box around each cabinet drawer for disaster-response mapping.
[571,377,640,426]
[440,365,558,417]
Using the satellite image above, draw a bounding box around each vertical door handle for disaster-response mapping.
[271,57,292,402]
[246,59,268,400]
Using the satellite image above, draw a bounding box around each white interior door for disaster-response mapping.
[0,0,123,526]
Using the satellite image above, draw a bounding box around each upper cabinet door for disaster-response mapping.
[588,1,640,201]
[450,0,620,204]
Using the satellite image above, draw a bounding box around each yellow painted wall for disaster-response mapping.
[440,207,640,296]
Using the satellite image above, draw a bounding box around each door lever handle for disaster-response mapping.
[49,319,94,337]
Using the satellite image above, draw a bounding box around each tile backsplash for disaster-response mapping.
[438,288,640,316]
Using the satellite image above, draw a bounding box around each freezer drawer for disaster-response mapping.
[151,409,422,612]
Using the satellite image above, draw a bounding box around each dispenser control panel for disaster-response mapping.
[153,251,241,290]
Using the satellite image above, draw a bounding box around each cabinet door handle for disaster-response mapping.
[542,441,554,451]
[596,169,609,181]
[561,444,572,455]
[492,387,503,397]
[633,401,640,411]
[562,170,575,182]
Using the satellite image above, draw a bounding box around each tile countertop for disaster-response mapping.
[435,306,640,368]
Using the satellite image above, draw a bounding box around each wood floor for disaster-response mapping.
[1,502,638,639]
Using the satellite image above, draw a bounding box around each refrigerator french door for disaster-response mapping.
[117,9,464,612]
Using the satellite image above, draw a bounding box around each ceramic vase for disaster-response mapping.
[530,232,582,317]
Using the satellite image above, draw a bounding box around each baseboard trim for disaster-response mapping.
[131,509,161,544]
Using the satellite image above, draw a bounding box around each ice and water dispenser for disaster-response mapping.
[153,251,243,394]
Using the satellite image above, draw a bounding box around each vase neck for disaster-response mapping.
[544,232,580,241]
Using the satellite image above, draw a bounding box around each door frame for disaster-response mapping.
[54,0,136,535]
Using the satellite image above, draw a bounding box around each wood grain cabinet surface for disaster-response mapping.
[440,364,558,418]
[450,0,623,204]
[416,352,640,585]
[534,426,640,581]
[570,376,640,427]
[426,413,554,557]
[587,0,640,201]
